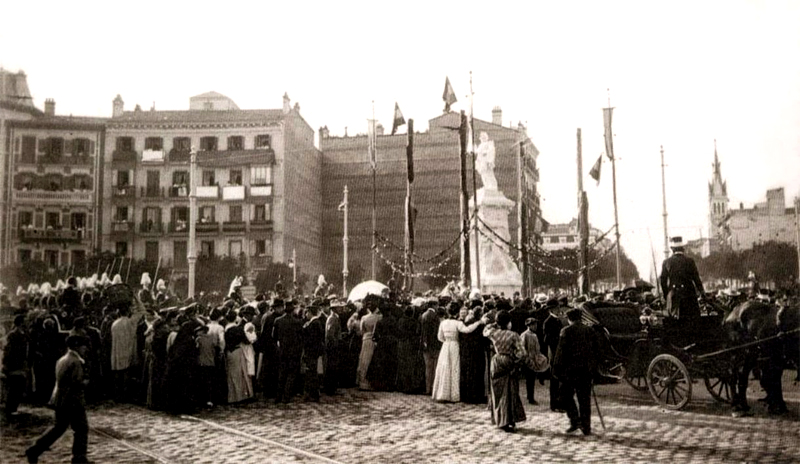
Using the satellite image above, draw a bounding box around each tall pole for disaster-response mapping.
[404,119,415,292]
[342,185,349,296]
[371,102,377,281]
[660,145,669,261]
[292,248,297,284]
[795,196,800,284]
[577,129,589,295]
[517,132,527,297]
[188,148,198,298]
[459,110,471,288]
[469,73,481,290]
[605,94,622,289]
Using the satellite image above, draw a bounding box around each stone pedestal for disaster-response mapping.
[469,187,523,296]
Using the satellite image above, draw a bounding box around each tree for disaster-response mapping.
[173,255,246,298]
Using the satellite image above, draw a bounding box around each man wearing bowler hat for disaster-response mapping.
[660,236,705,320]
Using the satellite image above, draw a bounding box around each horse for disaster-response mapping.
[723,299,799,414]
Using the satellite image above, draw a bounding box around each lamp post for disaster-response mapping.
[187,147,198,298]
[342,185,349,296]
[291,248,297,284]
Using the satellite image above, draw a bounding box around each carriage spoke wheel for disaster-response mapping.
[625,373,649,392]
[647,354,692,410]
[704,375,733,404]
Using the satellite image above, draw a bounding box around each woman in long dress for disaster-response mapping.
[432,302,483,402]
[225,309,253,404]
[367,304,398,391]
[483,310,536,433]
[396,306,423,393]
[356,298,382,390]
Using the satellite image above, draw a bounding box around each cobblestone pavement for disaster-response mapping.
[2,373,799,463]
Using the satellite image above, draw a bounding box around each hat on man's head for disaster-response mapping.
[566,308,583,322]
[669,236,687,249]
[525,317,537,327]
[534,294,548,305]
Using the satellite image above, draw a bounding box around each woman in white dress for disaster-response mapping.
[432,302,483,402]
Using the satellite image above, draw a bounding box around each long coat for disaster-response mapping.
[552,321,599,383]
[660,252,704,318]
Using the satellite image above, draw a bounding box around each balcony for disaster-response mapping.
[16,154,37,165]
[168,149,191,163]
[19,228,81,243]
[169,221,189,234]
[112,186,136,198]
[142,149,165,163]
[38,154,93,166]
[250,255,272,269]
[249,220,273,231]
[222,185,245,201]
[139,222,163,235]
[112,149,137,162]
[196,221,219,234]
[111,221,133,233]
[140,186,164,199]
[196,185,219,199]
[249,185,273,197]
[13,190,93,205]
[169,185,189,198]
[222,221,246,233]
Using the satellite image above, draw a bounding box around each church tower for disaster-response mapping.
[708,140,729,241]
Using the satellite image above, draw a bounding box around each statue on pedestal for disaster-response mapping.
[475,131,498,191]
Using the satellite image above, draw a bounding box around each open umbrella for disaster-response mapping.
[347,280,389,302]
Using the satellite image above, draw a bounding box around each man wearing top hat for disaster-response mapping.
[660,236,705,320]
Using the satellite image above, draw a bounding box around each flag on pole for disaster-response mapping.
[443,76,457,113]
[391,102,406,135]
[338,200,346,211]
[603,107,615,160]
[589,153,603,184]
[367,119,377,169]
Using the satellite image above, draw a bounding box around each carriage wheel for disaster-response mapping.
[625,373,649,392]
[647,354,692,410]
[704,375,733,404]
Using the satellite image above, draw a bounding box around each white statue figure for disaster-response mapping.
[475,131,498,190]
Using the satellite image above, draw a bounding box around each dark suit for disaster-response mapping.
[553,320,599,432]
[509,307,529,335]
[273,313,303,402]
[324,311,342,395]
[257,310,281,396]
[542,312,563,408]
[2,326,29,417]
[28,350,89,462]
[419,308,441,395]
[303,315,326,400]
[660,251,704,319]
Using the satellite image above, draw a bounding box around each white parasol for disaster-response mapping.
[347,280,389,303]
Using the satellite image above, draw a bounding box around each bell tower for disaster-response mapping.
[708,140,729,241]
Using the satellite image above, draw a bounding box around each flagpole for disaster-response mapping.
[605,91,622,289]
[342,185,349,296]
[660,145,669,262]
[459,110,471,289]
[404,119,415,292]
[469,72,481,290]
[371,102,377,281]
[577,128,589,295]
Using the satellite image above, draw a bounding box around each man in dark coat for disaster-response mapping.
[302,305,326,401]
[26,335,91,464]
[273,301,303,403]
[419,301,442,395]
[660,236,705,319]
[60,277,83,315]
[509,300,530,335]
[323,302,342,395]
[3,315,29,420]
[540,302,563,411]
[553,308,600,436]
[257,299,284,397]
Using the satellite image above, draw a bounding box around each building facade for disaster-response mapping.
[319,109,543,290]
[539,218,611,252]
[101,92,322,278]
[708,146,797,252]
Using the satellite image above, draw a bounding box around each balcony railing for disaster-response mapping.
[111,221,133,233]
[169,185,189,198]
[250,255,272,269]
[169,221,189,234]
[250,185,273,197]
[196,185,219,199]
[168,149,191,163]
[19,228,82,243]
[222,185,245,201]
[112,149,137,162]
[17,154,37,165]
[142,149,165,163]
[222,221,246,233]
[196,221,219,233]
[112,186,136,198]
[249,219,273,231]
[13,190,93,204]
[140,186,164,198]
[139,222,163,235]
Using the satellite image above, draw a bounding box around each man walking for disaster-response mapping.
[552,308,599,436]
[419,301,442,395]
[26,335,92,464]
[273,300,303,403]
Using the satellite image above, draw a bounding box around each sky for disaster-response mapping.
[3,0,799,282]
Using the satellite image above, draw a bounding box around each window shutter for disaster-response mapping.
[14,137,20,153]
[62,213,69,227]
[65,139,73,155]
[89,140,95,155]
[87,214,93,230]
[61,252,69,267]
[112,171,118,187]
[39,138,48,153]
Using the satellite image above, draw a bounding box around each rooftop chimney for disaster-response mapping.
[44,98,55,116]
[283,92,291,114]
[319,126,330,139]
[294,102,300,113]
[492,106,502,125]
[112,94,124,118]
[376,123,385,136]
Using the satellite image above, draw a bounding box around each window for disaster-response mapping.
[145,137,164,150]
[200,240,215,257]
[229,169,242,185]
[172,206,189,231]
[143,207,160,231]
[229,240,242,258]
[202,170,215,186]
[45,212,60,229]
[45,250,59,268]
[71,213,86,230]
[72,138,92,156]
[172,137,191,152]
[18,249,32,263]
[172,171,189,186]
[115,242,128,257]
[227,136,244,150]
[116,170,130,187]
[21,136,36,162]
[229,205,242,222]
[250,166,271,185]
[255,134,271,149]
[48,137,64,156]
[200,206,215,223]
[254,239,267,256]
[203,101,213,111]
[116,136,134,152]
[18,211,33,228]
[173,241,187,268]
[115,206,129,222]
[200,136,218,151]
[145,241,159,263]
[146,171,160,196]
[253,204,271,222]
[549,237,559,244]
[71,250,86,267]
[566,235,575,243]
